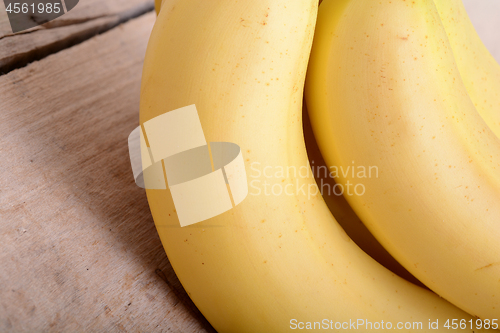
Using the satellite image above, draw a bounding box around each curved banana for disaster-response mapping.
[306,0,500,321]
[434,0,500,138]
[302,100,425,287]
[140,0,489,331]
[159,0,424,291]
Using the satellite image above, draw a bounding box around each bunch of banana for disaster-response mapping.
[136,0,498,331]
[306,0,500,323]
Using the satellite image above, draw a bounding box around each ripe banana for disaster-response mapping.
[434,0,500,138]
[140,0,490,331]
[155,0,417,289]
[302,100,425,287]
[306,0,500,321]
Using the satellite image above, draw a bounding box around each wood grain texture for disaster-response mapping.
[0,0,155,73]
[0,12,215,333]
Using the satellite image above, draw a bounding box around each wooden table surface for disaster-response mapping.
[2,1,499,332]
[0,1,215,332]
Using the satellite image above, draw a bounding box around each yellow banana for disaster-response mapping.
[306,0,500,321]
[302,100,425,287]
[155,0,418,288]
[434,0,500,138]
[140,0,490,331]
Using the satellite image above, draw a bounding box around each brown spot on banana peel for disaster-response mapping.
[475,262,500,271]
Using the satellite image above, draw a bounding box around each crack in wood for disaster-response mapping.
[0,15,113,42]
[0,1,154,75]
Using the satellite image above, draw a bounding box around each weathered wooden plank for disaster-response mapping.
[0,0,154,74]
[0,12,215,333]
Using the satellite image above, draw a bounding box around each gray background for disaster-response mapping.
[463,0,500,62]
